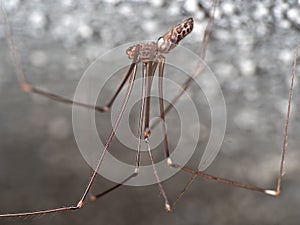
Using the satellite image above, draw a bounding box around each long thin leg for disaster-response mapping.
[87,64,134,197]
[90,63,148,199]
[169,0,219,206]
[0,3,130,113]
[0,60,138,217]
[29,63,135,112]
[90,61,168,205]
[172,174,196,207]
[171,45,299,202]
[144,62,158,139]
[157,57,171,163]
[75,61,138,208]
[150,0,218,130]
[141,61,171,209]
[135,57,172,211]
[104,64,135,110]
[89,174,137,200]
[273,45,299,195]
[146,140,171,212]
[135,62,148,171]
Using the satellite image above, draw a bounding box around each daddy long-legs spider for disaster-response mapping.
[1,0,300,224]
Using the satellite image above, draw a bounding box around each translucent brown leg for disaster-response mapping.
[90,62,148,200]
[90,60,171,211]
[104,63,136,110]
[156,0,218,206]
[157,57,171,162]
[144,62,158,139]
[146,139,171,212]
[135,62,148,170]
[0,3,132,113]
[143,60,171,211]
[171,46,299,206]
[73,59,139,208]
[0,59,138,217]
[91,144,172,212]
[171,0,297,206]
[89,174,137,200]
[150,0,218,130]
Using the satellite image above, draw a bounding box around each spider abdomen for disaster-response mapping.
[157,17,194,53]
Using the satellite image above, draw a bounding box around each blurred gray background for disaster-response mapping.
[1,0,300,224]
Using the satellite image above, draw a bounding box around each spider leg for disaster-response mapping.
[0,57,138,217]
[157,57,171,162]
[92,57,171,210]
[0,3,132,113]
[90,62,148,200]
[171,45,299,206]
[144,62,158,139]
[150,0,218,131]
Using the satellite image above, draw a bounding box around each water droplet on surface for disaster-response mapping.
[78,22,93,39]
[151,0,164,8]
[239,58,256,77]
[29,11,47,29]
[279,49,293,64]
[119,4,133,17]
[183,0,198,13]
[3,0,20,11]
[142,20,157,33]
[221,2,235,16]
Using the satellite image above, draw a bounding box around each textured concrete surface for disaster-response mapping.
[0,1,300,224]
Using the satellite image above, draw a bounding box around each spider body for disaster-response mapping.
[126,17,194,63]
